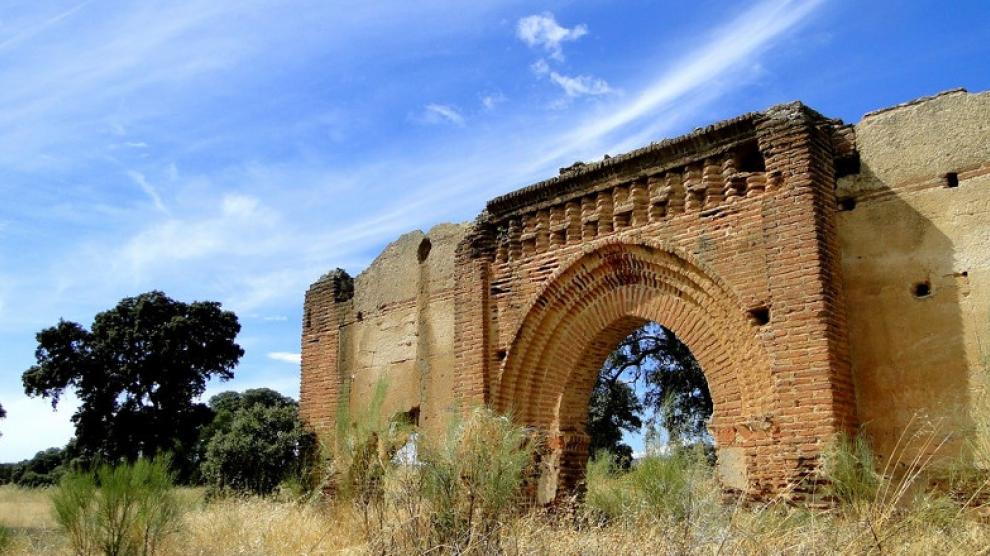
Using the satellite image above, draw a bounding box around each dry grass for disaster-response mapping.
[3,475,990,555]
[4,401,990,555]
[0,485,56,530]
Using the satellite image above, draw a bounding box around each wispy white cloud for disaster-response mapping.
[267,352,301,364]
[516,12,587,61]
[549,72,613,98]
[552,0,824,158]
[480,91,506,111]
[530,58,550,76]
[418,103,465,126]
[125,170,167,213]
[0,1,93,53]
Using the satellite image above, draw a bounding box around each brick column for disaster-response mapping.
[299,269,353,438]
[452,218,496,409]
[755,104,858,494]
[554,431,591,501]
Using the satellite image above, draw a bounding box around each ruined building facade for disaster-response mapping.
[301,89,990,502]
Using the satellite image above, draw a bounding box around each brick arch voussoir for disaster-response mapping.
[505,263,735,421]
[497,239,772,433]
[502,249,728,405]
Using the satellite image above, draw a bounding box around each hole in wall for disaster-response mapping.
[912,281,932,298]
[945,172,959,188]
[496,349,508,361]
[417,238,432,262]
[748,306,771,326]
[356,311,364,321]
[838,197,857,211]
[736,142,766,172]
[834,153,861,178]
[398,406,421,427]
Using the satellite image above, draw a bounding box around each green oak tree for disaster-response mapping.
[21,291,243,480]
[587,322,713,459]
[201,389,308,495]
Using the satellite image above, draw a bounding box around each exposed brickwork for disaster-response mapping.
[299,269,353,438]
[294,98,990,503]
[447,103,858,501]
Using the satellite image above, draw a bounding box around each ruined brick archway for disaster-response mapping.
[494,240,773,501]
[297,100,926,503]
[447,104,861,501]
[302,90,990,506]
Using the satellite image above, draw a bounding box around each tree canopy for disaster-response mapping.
[201,388,309,495]
[21,291,243,478]
[586,322,712,459]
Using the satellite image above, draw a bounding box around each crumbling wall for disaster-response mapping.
[301,223,470,438]
[301,88,990,496]
[837,89,990,465]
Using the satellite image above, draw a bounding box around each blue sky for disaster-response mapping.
[1,0,988,462]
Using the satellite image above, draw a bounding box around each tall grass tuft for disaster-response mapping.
[821,432,882,508]
[50,457,181,556]
[585,446,713,525]
[328,378,413,531]
[416,407,535,552]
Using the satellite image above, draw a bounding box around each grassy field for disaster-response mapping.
[2,473,990,555]
[4,404,990,555]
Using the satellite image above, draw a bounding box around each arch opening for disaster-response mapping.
[587,321,713,468]
[495,241,775,504]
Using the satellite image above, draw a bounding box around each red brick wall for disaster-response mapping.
[299,269,353,438]
[451,103,857,500]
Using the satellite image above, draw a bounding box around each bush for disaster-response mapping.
[323,387,536,554]
[330,379,412,509]
[416,407,535,551]
[584,445,712,524]
[584,450,632,522]
[201,403,308,496]
[50,457,181,556]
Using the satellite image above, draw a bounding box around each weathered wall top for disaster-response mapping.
[851,88,990,188]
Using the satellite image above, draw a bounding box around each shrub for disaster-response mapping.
[50,457,181,556]
[417,407,535,551]
[584,450,632,522]
[585,445,711,524]
[331,379,412,511]
[201,403,308,496]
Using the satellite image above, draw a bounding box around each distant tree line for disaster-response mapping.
[2,291,311,495]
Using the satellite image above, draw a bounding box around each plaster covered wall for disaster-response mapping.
[837,89,990,464]
[300,223,470,438]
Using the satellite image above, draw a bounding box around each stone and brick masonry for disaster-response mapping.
[301,89,990,502]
